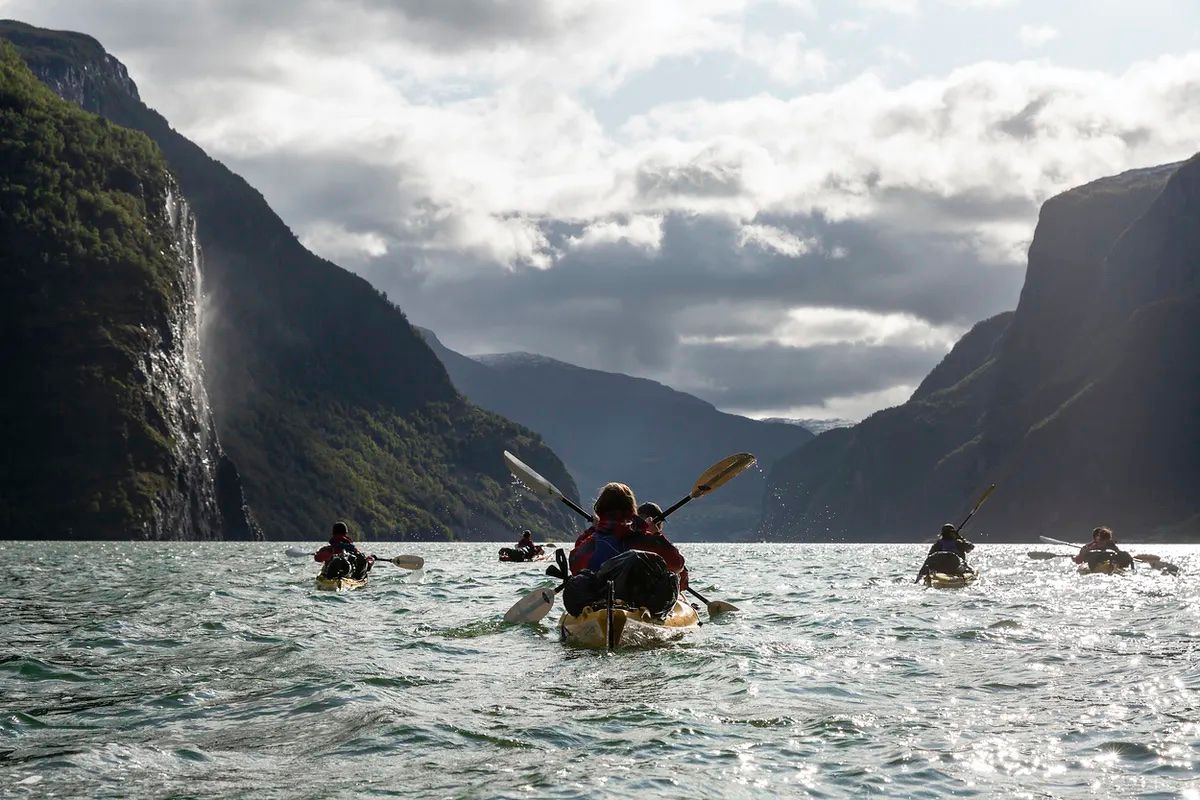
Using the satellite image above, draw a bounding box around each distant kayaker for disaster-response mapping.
[516,529,538,555]
[1072,526,1124,564]
[916,523,974,581]
[314,521,374,580]
[568,484,688,591]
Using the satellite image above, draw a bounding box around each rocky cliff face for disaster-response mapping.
[0,43,258,539]
[761,156,1200,542]
[2,21,579,540]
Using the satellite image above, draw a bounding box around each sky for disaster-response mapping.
[5,0,1200,420]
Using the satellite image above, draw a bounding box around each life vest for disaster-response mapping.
[932,537,964,556]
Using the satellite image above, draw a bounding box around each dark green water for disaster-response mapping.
[2,542,1198,798]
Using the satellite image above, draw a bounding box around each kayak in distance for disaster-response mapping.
[498,546,546,562]
[315,575,368,591]
[560,598,700,650]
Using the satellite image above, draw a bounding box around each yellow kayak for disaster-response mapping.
[925,571,977,588]
[559,598,699,650]
[315,575,368,591]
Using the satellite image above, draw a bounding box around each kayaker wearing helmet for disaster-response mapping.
[1073,526,1131,567]
[568,483,688,591]
[916,523,975,581]
[314,521,374,580]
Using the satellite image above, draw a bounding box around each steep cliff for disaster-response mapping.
[1,21,579,540]
[420,329,813,539]
[0,43,258,539]
[762,157,1200,541]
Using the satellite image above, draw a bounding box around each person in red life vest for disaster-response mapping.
[516,529,540,557]
[314,521,374,579]
[1072,526,1127,564]
[568,483,688,591]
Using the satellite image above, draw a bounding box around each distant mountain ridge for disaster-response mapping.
[761,159,1200,542]
[419,328,813,539]
[2,20,579,540]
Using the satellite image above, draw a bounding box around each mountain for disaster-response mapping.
[0,43,257,539]
[419,329,813,539]
[2,21,579,540]
[761,158,1200,542]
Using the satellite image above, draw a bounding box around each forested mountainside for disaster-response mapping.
[2,21,579,540]
[0,44,257,539]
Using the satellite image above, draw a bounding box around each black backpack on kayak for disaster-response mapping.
[923,551,967,575]
[563,550,678,619]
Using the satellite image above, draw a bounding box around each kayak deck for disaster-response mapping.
[1078,562,1127,576]
[925,571,977,588]
[315,575,368,591]
[559,598,699,650]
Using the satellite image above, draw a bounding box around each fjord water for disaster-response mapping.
[2,543,1198,799]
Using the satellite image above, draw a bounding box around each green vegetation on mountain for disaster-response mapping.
[0,43,221,537]
[1,21,579,540]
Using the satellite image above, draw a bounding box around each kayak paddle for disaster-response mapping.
[1027,551,1073,559]
[1039,535,1080,548]
[501,451,756,622]
[504,451,593,521]
[285,547,424,570]
[1038,535,1178,573]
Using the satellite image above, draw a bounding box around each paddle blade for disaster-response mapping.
[705,599,739,615]
[691,453,757,498]
[1039,535,1079,548]
[504,451,565,502]
[1027,551,1065,559]
[285,547,312,558]
[388,555,424,570]
[504,586,556,624]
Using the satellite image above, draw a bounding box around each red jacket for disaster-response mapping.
[569,513,688,590]
[314,532,359,562]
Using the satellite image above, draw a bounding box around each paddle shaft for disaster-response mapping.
[955,484,995,536]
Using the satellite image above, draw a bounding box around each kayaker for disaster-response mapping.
[1072,527,1126,564]
[516,529,538,556]
[916,523,974,580]
[568,484,688,591]
[314,521,374,579]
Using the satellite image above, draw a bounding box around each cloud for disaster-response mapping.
[7,0,1200,420]
[1019,24,1060,48]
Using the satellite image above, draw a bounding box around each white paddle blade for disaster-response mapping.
[285,547,312,558]
[503,451,565,502]
[706,599,739,615]
[692,453,757,498]
[1039,535,1079,548]
[503,586,556,623]
[390,555,424,570]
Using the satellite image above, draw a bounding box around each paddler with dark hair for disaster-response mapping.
[314,521,374,580]
[568,483,688,591]
[1072,526,1132,569]
[916,523,975,581]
